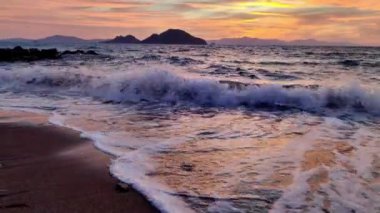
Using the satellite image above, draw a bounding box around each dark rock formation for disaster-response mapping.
[0,46,100,62]
[0,46,59,62]
[339,60,360,66]
[61,50,98,55]
[141,29,207,45]
[104,35,140,44]
[180,163,194,172]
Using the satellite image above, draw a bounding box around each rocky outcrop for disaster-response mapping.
[61,50,98,55]
[141,29,207,45]
[0,46,100,62]
[339,60,360,66]
[0,46,59,62]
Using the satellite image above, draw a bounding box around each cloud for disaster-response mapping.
[0,0,379,45]
[282,6,379,21]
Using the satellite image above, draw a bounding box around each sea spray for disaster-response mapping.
[0,68,379,114]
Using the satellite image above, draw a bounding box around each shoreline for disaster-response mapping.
[0,111,158,212]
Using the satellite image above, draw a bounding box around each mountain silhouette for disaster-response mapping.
[0,35,105,44]
[141,29,207,45]
[35,35,90,44]
[104,35,140,44]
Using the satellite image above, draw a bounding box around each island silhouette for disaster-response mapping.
[0,29,360,46]
[105,29,207,45]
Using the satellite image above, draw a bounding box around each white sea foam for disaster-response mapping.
[48,111,194,213]
[207,201,243,213]
[0,45,379,213]
[111,150,194,213]
[0,68,379,115]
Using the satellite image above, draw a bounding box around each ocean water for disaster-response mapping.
[0,43,379,212]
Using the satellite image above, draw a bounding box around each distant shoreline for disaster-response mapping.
[1,28,378,47]
[1,41,377,48]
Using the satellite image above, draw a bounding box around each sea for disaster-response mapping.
[0,43,379,213]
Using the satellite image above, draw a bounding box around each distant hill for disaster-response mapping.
[210,37,352,46]
[104,35,140,44]
[0,29,207,46]
[0,35,105,45]
[142,34,160,44]
[287,39,347,46]
[141,29,207,45]
[34,35,90,44]
[0,38,32,43]
[0,34,354,46]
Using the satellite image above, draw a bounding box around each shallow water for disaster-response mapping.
[0,44,379,212]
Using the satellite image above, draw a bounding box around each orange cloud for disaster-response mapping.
[0,0,379,45]
[307,0,380,9]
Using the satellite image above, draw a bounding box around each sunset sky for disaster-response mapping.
[0,0,379,45]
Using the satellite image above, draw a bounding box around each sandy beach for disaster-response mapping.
[0,111,158,213]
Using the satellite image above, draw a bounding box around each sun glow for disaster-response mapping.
[233,1,297,10]
[0,0,379,45]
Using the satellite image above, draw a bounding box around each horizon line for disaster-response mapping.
[0,34,372,46]
[0,27,378,46]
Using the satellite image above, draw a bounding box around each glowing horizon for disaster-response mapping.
[0,0,379,45]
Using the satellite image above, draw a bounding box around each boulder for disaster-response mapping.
[0,46,59,62]
[0,47,99,62]
[61,50,98,55]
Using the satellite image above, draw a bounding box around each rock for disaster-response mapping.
[115,182,130,193]
[62,50,82,55]
[86,50,97,55]
[0,49,12,61]
[237,69,259,79]
[0,46,59,62]
[181,163,194,172]
[40,49,60,59]
[141,29,207,45]
[339,60,360,66]
[102,100,121,104]
[0,47,101,62]
[61,50,98,55]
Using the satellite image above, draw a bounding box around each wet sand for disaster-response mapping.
[0,112,158,213]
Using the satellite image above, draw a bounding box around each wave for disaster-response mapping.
[258,61,293,66]
[1,69,379,115]
[249,60,378,68]
[256,69,300,80]
[167,56,204,66]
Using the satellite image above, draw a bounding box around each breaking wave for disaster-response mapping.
[1,69,379,114]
